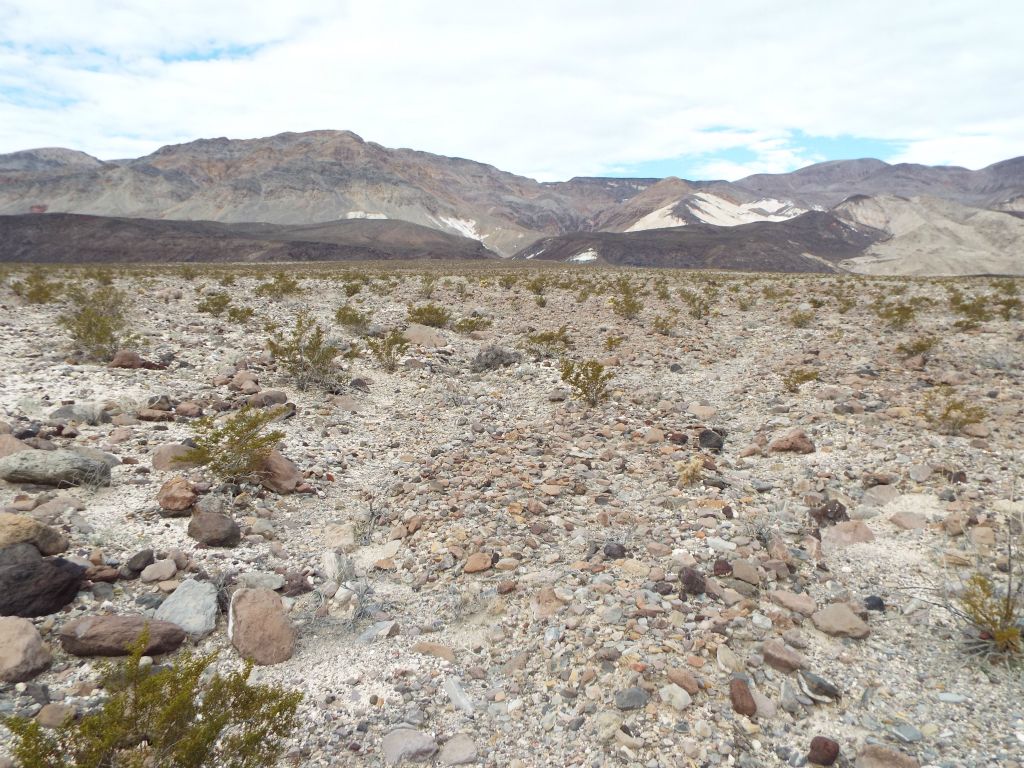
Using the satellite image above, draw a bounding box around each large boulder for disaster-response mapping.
[0,450,111,487]
[0,616,52,681]
[0,513,68,555]
[48,402,110,426]
[0,557,85,617]
[228,588,295,665]
[59,615,186,656]
[154,579,218,637]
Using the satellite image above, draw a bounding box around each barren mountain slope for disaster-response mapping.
[0,213,494,263]
[834,195,1024,275]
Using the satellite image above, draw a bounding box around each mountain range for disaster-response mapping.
[1,130,1022,274]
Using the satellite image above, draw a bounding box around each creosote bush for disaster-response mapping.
[226,306,255,324]
[407,302,451,328]
[254,271,301,299]
[526,325,572,359]
[609,277,643,320]
[921,386,986,435]
[11,268,60,304]
[178,405,285,481]
[335,304,370,335]
[453,316,492,334]
[954,572,1022,659]
[560,359,613,407]
[365,329,409,372]
[267,312,340,390]
[3,629,301,768]
[782,367,818,393]
[59,283,134,361]
[788,309,815,328]
[197,291,231,317]
[896,335,937,358]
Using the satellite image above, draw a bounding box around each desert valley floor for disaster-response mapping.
[0,263,1021,768]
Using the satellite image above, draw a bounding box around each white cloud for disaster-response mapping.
[0,0,1021,180]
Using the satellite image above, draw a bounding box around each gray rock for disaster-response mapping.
[187,512,241,547]
[154,579,218,637]
[381,728,438,765]
[0,557,85,617]
[614,686,649,710]
[48,402,110,426]
[442,677,475,714]
[0,450,111,487]
[470,345,521,373]
[438,733,478,765]
[236,572,285,591]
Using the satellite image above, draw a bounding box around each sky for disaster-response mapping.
[1,1,1021,182]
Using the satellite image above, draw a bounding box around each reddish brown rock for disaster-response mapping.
[820,521,875,554]
[812,603,871,639]
[762,639,807,672]
[157,476,196,515]
[59,615,185,656]
[0,513,68,555]
[808,736,840,766]
[108,350,144,369]
[667,667,700,694]
[769,428,816,454]
[729,677,757,716]
[257,450,301,494]
[229,588,295,665]
[464,552,492,573]
[175,401,204,418]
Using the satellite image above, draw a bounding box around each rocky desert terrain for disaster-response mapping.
[0,263,1022,768]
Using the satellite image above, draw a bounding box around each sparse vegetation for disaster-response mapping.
[675,456,704,487]
[227,306,255,324]
[179,405,285,481]
[197,291,231,317]
[365,329,409,372]
[560,359,614,407]
[609,277,643,320]
[788,309,815,328]
[873,300,916,329]
[11,268,60,304]
[59,283,134,361]
[526,325,572,359]
[267,311,340,390]
[407,302,451,328]
[922,386,986,434]
[453,316,492,334]
[896,334,937,358]
[782,367,819,393]
[3,629,301,768]
[254,270,301,299]
[335,304,371,335]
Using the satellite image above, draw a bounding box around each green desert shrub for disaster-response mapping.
[197,291,231,317]
[453,316,492,334]
[560,359,614,407]
[226,306,255,324]
[953,572,1022,659]
[335,304,370,335]
[11,268,60,304]
[59,283,134,361]
[407,303,451,328]
[872,300,916,329]
[788,309,815,328]
[921,386,986,435]
[365,329,409,372]
[178,405,285,481]
[896,335,937,358]
[526,325,572,359]
[254,271,301,299]
[609,277,643,320]
[3,630,301,768]
[267,311,340,390]
[782,367,819,393]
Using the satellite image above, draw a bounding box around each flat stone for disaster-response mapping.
[257,450,301,494]
[812,603,870,639]
[140,559,177,583]
[381,728,438,765]
[152,443,197,471]
[36,703,76,729]
[614,686,649,710]
[890,511,927,530]
[659,683,692,711]
[855,744,920,768]
[769,428,815,454]
[59,615,185,656]
[863,484,899,507]
[412,641,457,663]
[0,450,110,487]
[188,511,241,547]
[154,579,218,637]
[464,552,492,573]
[729,677,757,716]
[762,639,807,672]
[770,589,817,615]
[438,733,477,765]
[820,521,875,554]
